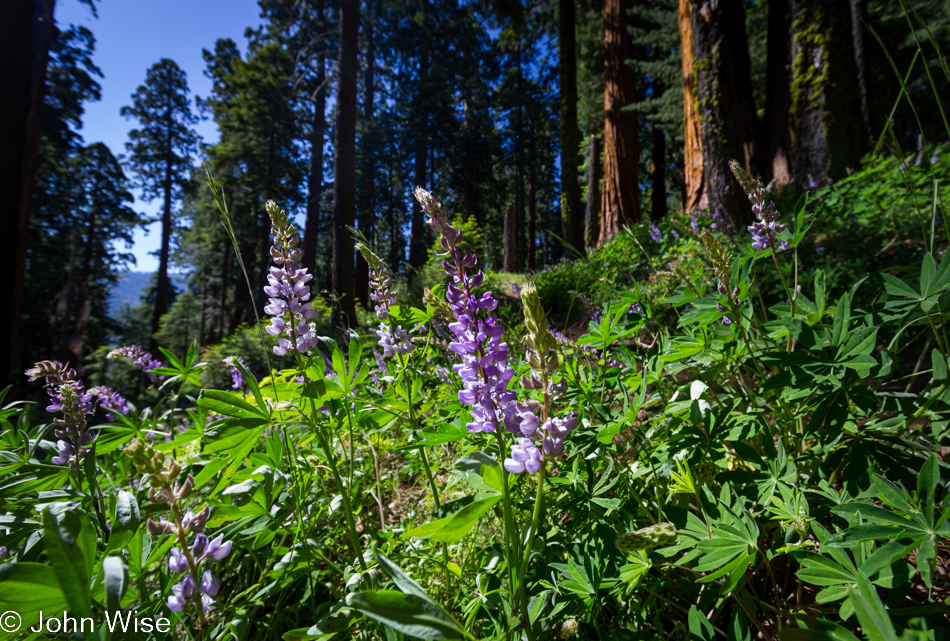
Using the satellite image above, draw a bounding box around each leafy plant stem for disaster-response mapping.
[897,381,950,437]
[315,424,367,571]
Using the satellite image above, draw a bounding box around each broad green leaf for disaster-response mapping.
[0,563,67,633]
[42,508,93,620]
[403,495,500,543]
[345,590,468,641]
[106,490,140,553]
[688,605,715,641]
[917,454,938,523]
[102,556,128,612]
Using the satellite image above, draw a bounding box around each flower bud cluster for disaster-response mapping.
[88,386,129,421]
[615,523,677,551]
[264,200,317,357]
[358,242,414,358]
[729,160,789,252]
[124,438,231,614]
[107,346,164,383]
[415,188,518,434]
[25,361,94,470]
[700,229,741,325]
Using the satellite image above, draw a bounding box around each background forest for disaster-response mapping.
[2,0,950,640]
[2,0,946,376]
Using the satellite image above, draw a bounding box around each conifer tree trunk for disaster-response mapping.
[503,203,519,273]
[152,154,173,349]
[331,0,359,327]
[586,134,601,248]
[687,0,753,226]
[408,29,430,271]
[559,0,583,255]
[678,0,704,212]
[0,0,55,384]
[600,0,640,243]
[302,21,326,279]
[527,154,537,270]
[850,0,874,146]
[790,0,865,186]
[355,12,375,307]
[764,0,792,186]
[651,126,667,220]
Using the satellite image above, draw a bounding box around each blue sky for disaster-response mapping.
[56,0,264,272]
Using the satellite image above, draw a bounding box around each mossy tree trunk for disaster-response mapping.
[790,0,865,187]
[688,0,754,227]
[600,0,640,243]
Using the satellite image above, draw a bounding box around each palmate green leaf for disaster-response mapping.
[198,389,267,420]
[404,495,500,543]
[688,605,715,641]
[346,590,468,640]
[848,572,899,641]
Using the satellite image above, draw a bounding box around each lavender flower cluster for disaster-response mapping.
[89,386,129,421]
[166,532,231,612]
[224,357,246,390]
[108,345,164,383]
[729,160,789,252]
[415,188,518,434]
[25,361,94,470]
[263,201,318,357]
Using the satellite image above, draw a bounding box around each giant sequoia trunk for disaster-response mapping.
[503,203,519,273]
[790,0,865,186]
[600,0,640,243]
[558,0,583,255]
[764,0,792,186]
[678,0,704,212]
[0,0,55,384]
[331,0,359,327]
[684,0,755,226]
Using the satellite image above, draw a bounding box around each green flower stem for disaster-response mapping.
[315,425,367,572]
[897,381,949,437]
[519,464,546,579]
[492,429,533,641]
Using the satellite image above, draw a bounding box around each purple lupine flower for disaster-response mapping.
[25,361,94,470]
[88,386,129,421]
[690,216,700,236]
[264,201,318,357]
[729,160,789,253]
[504,437,542,474]
[224,357,247,390]
[107,346,165,383]
[359,242,414,359]
[716,285,742,325]
[168,548,189,573]
[416,188,519,434]
[649,224,663,244]
[671,229,680,240]
[932,153,939,165]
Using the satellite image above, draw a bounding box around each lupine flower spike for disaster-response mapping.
[505,283,576,474]
[26,361,94,469]
[125,439,231,615]
[264,200,318,357]
[357,242,413,358]
[729,160,789,252]
[701,229,741,325]
[107,345,164,383]
[415,188,519,434]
